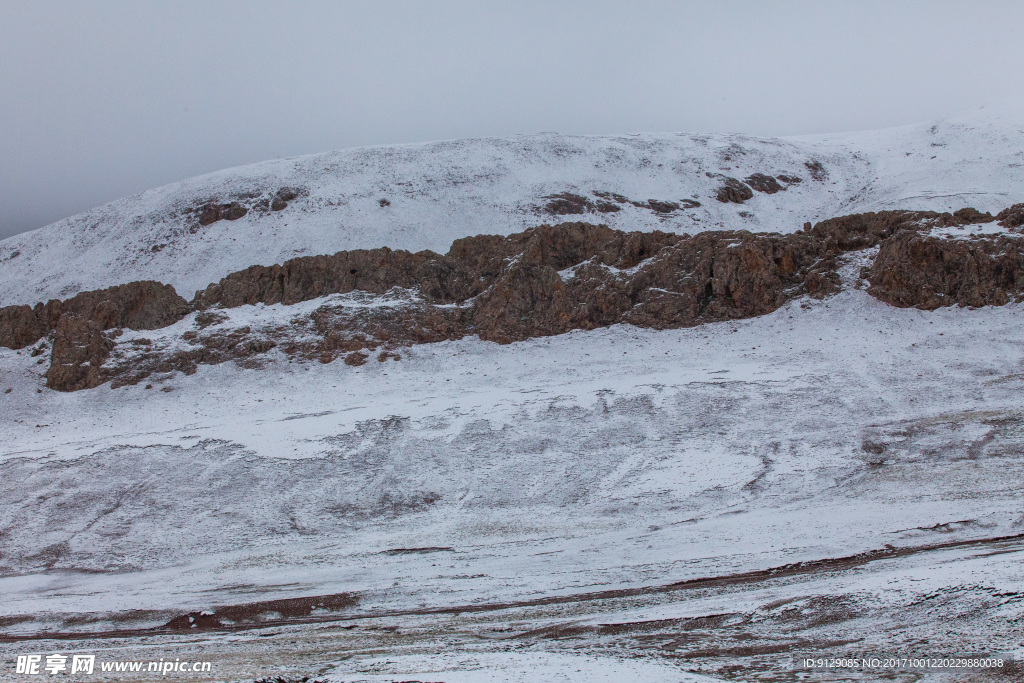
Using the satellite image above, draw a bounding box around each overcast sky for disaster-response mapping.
[2,0,1023,240]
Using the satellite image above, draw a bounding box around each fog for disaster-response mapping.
[2,0,1023,239]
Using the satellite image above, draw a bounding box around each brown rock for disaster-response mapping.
[645,200,680,213]
[0,305,50,349]
[541,193,593,215]
[2,282,189,390]
[952,207,994,224]
[223,202,248,220]
[344,351,369,366]
[996,203,1024,229]
[45,315,115,391]
[0,282,189,351]
[593,191,629,204]
[196,199,253,227]
[808,209,990,252]
[198,203,222,226]
[62,281,191,331]
[745,173,784,194]
[21,205,1024,391]
[715,178,754,204]
[804,160,828,181]
[193,248,435,308]
[866,232,1024,309]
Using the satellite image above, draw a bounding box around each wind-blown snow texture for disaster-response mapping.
[1,105,1023,306]
[2,108,1024,681]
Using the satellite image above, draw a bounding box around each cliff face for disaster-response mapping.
[103,223,839,388]
[865,204,1024,309]
[867,233,1024,309]
[3,207,1022,392]
[0,281,189,350]
[44,315,117,393]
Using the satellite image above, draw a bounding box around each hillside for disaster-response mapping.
[1,108,1024,681]
[1,104,1022,306]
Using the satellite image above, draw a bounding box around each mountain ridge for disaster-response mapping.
[3,105,1023,306]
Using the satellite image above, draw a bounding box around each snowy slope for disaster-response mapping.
[2,258,1024,679]
[1,105,1022,306]
[0,257,1022,615]
[2,110,1024,681]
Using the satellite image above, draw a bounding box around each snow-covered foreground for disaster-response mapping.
[2,255,1024,680]
[325,652,722,682]
[2,104,1023,306]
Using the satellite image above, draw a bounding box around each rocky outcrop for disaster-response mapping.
[808,208,993,250]
[538,192,701,216]
[106,223,839,386]
[0,282,189,352]
[866,232,1024,309]
[197,201,248,226]
[44,315,117,392]
[0,305,52,350]
[105,326,279,388]
[0,282,189,390]
[192,187,304,228]
[192,248,436,308]
[540,193,598,215]
[996,203,1024,229]
[464,226,836,343]
[8,206,1023,391]
[55,281,190,331]
[745,174,784,194]
[716,177,754,204]
[804,160,828,181]
[271,187,300,212]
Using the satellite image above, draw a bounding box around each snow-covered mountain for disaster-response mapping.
[1,108,1024,682]
[1,104,1022,306]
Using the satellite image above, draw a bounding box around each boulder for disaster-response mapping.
[745,173,784,194]
[715,177,754,204]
